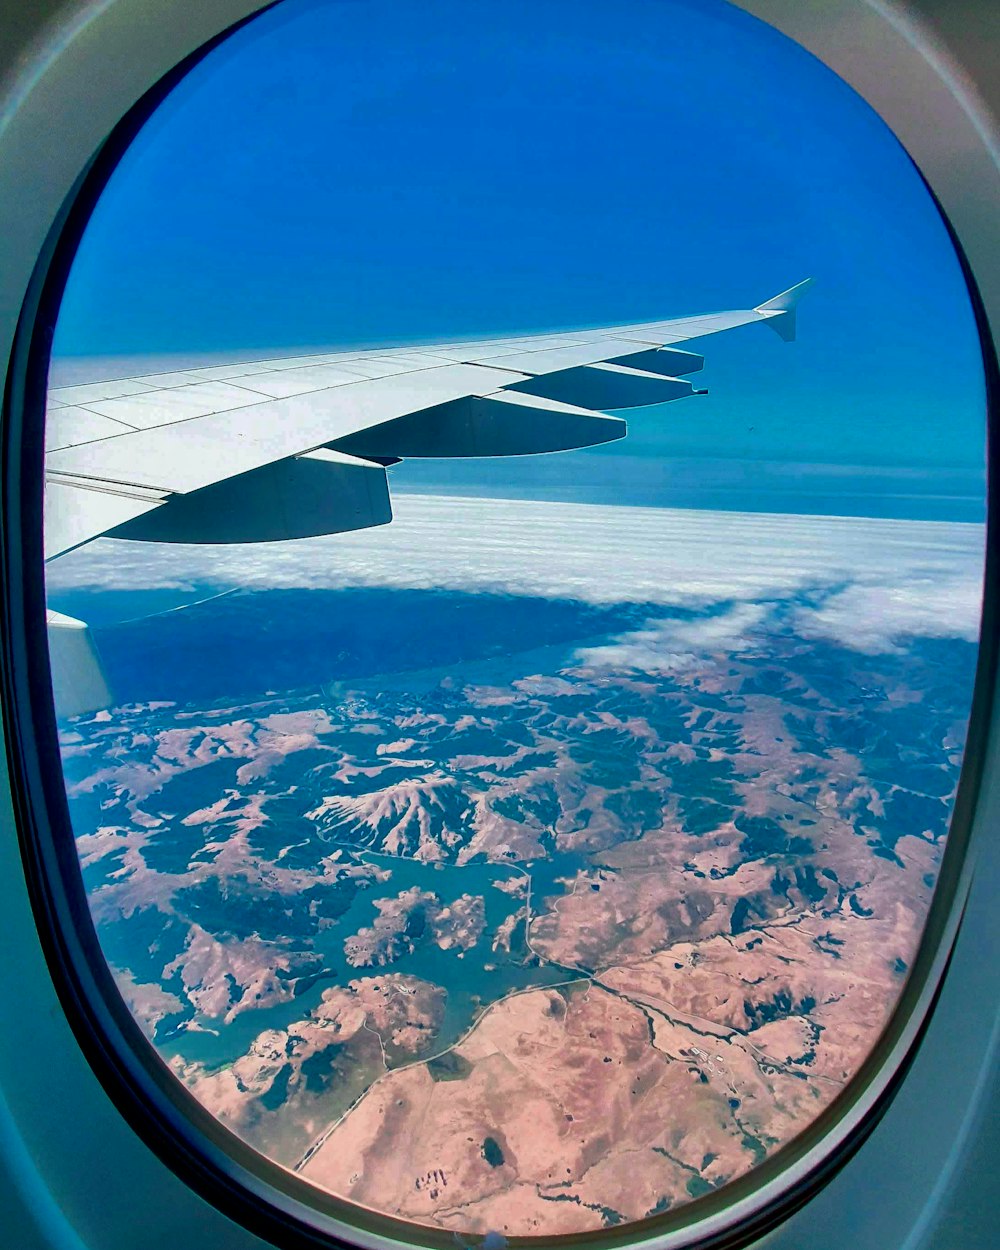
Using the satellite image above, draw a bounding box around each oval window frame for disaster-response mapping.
[0,3,997,1249]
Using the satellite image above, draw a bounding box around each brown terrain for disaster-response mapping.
[299,799,932,1234]
[173,974,445,1162]
[59,614,966,1238]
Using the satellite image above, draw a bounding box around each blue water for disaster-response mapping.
[394,454,986,523]
[162,846,589,1068]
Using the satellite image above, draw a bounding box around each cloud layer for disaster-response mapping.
[46,494,984,656]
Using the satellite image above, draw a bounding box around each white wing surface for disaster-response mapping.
[44,279,812,560]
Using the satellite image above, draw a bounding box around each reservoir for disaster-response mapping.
[161,842,590,1070]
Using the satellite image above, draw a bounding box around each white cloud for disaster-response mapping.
[45,493,985,656]
[794,578,982,654]
[576,603,770,671]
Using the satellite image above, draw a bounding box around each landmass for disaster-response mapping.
[343,886,486,967]
[57,589,972,1236]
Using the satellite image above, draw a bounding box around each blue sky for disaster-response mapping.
[52,0,986,519]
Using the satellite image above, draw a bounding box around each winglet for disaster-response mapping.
[754,277,814,342]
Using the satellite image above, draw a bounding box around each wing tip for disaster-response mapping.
[754,277,815,342]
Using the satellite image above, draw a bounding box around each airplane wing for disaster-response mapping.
[44,278,812,562]
[44,279,812,716]
[43,281,815,560]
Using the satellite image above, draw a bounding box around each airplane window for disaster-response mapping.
[37,0,986,1243]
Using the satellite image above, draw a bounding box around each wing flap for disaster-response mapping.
[506,362,704,410]
[606,347,705,377]
[330,390,625,459]
[108,448,391,545]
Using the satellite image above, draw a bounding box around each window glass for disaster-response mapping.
[43,0,985,1240]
